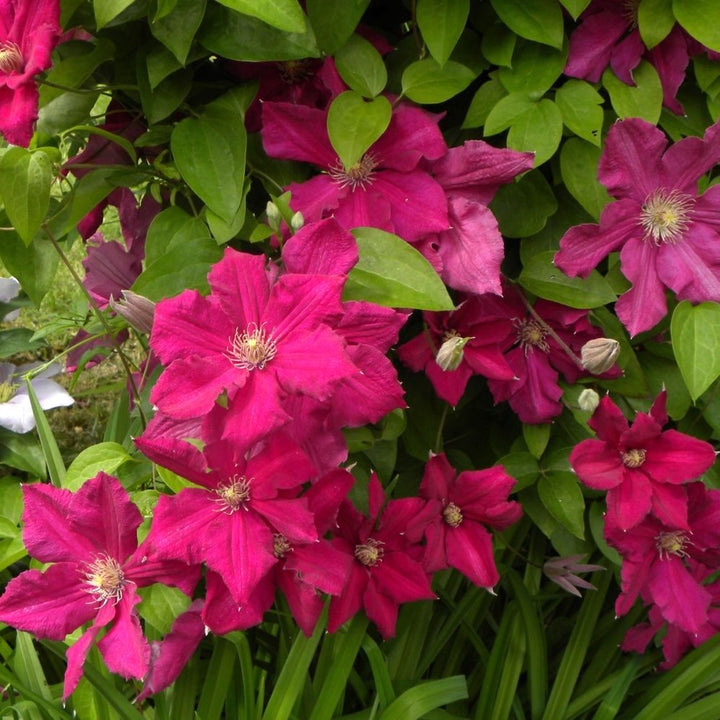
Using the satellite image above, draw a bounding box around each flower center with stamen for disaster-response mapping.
[0,381,17,404]
[354,537,384,567]
[276,59,314,84]
[82,554,126,606]
[514,318,550,353]
[328,153,379,190]
[215,475,251,514]
[656,530,692,559]
[443,502,463,527]
[227,323,277,370]
[436,331,473,372]
[273,533,292,558]
[622,0,640,26]
[621,448,646,468]
[640,188,694,244]
[0,42,23,74]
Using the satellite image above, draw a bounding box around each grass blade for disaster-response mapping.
[379,676,468,720]
[197,637,236,720]
[25,378,65,487]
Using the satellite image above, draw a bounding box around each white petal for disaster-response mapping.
[29,379,74,410]
[0,396,36,433]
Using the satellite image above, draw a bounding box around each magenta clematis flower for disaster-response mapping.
[605,481,720,634]
[397,297,515,407]
[150,248,359,450]
[262,100,449,241]
[555,118,720,336]
[564,1,714,114]
[0,0,60,146]
[328,474,436,638]
[0,473,198,699]
[570,391,716,531]
[137,431,318,610]
[474,281,618,424]
[422,140,534,295]
[416,453,522,588]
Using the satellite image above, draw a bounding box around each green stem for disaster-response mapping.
[42,224,148,428]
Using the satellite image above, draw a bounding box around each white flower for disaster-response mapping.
[0,362,74,433]
[0,277,20,322]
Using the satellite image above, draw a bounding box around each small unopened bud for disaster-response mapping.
[290,211,304,232]
[110,291,155,334]
[581,337,620,374]
[266,201,282,231]
[435,335,472,371]
[544,554,605,597]
[578,388,600,413]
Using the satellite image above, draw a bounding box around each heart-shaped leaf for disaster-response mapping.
[327,91,391,170]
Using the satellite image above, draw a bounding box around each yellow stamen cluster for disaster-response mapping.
[656,530,692,560]
[328,153,379,190]
[513,318,550,354]
[621,448,646,468]
[215,475,251,514]
[640,188,694,245]
[227,323,277,370]
[443,502,463,528]
[83,554,126,606]
[354,537,384,567]
[273,533,292,559]
[0,42,22,74]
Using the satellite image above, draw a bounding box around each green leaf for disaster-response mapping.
[401,58,476,104]
[0,229,59,307]
[603,61,663,123]
[0,430,46,478]
[638,0,675,48]
[507,98,563,166]
[417,0,470,66]
[496,452,540,492]
[137,62,193,124]
[306,0,370,54]
[215,0,305,32]
[484,92,536,135]
[150,0,207,64]
[559,0,591,19]
[498,42,567,98]
[379,676,468,720]
[519,250,616,308]
[673,0,720,53]
[490,0,564,48]
[560,138,611,220]
[326,91,391,169]
[345,227,454,310]
[0,148,52,245]
[490,169,558,238]
[556,80,604,146]
[335,34,387,98]
[157,465,201,493]
[171,106,247,222]
[671,301,720,401]
[462,77,508,128]
[13,632,51,702]
[25,378,65,487]
[199,4,320,60]
[537,472,585,540]
[133,207,223,300]
[94,0,137,27]
[523,423,551,458]
[0,329,43,357]
[138,585,191,634]
[481,24,516,67]
[64,442,130,491]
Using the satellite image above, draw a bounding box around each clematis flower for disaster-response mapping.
[474,281,619,424]
[328,474,435,639]
[421,140,534,295]
[0,276,20,322]
[564,1,717,114]
[570,391,716,531]
[605,481,720,634]
[416,453,522,588]
[136,431,318,609]
[0,361,73,433]
[397,297,515,407]
[149,247,359,450]
[543,555,605,597]
[555,117,720,336]
[262,100,449,242]
[0,0,60,146]
[0,473,198,699]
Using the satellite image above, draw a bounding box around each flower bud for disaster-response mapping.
[290,211,304,232]
[578,388,600,413]
[580,337,620,374]
[110,291,155,334]
[435,335,472,372]
[266,201,282,231]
